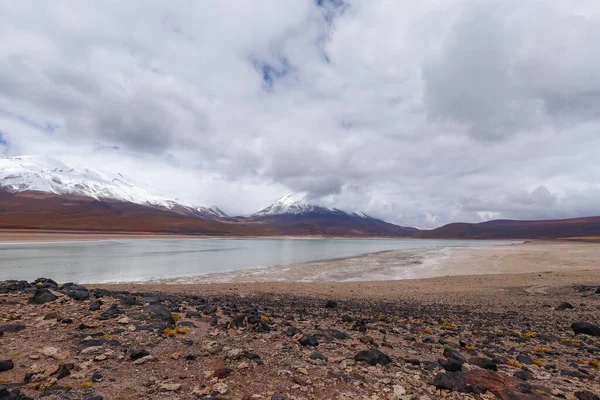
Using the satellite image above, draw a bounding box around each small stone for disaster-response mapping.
[41,347,70,361]
[393,385,407,398]
[213,368,232,379]
[469,357,497,371]
[130,349,150,360]
[116,316,130,324]
[91,373,104,382]
[309,352,328,362]
[94,354,107,362]
[133,355,154,365]
[213,382,228,394]
[560,369,586,378]
[556,302,574,310]
[54,365,71,380]
[516,354,533,365]
[354,349,392,366]
[514,370,534,381]
[159,383,181,392]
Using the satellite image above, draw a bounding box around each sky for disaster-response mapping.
[1,0,600,228]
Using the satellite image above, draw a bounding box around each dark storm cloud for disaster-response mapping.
[0,0,599,227]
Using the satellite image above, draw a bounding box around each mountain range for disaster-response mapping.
[0,156,416,236]
[1,155,600,239]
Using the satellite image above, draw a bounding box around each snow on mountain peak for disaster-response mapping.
[0,155,178,208]
[252,193,316,217]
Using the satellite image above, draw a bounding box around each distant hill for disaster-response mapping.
[415,217,600,239]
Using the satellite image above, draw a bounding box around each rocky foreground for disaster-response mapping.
[1,279,600,399]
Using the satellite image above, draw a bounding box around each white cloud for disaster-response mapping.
[0,0,599,227]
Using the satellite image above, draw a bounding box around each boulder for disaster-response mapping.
[299,334,319,347]
[29,288,57,304]
[443,348,466,364]
[59,283,89,301]
[572,322,600,336]
[145,303,175,328]
[354,349,391,366]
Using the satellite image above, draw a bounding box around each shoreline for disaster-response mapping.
[0,228,539,243]
[118,240,600,285]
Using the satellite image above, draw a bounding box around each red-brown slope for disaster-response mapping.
[0,191,256,235]
[415,216,600,239]
[0,191,417,237]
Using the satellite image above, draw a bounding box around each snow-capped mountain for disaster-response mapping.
[0,155,182,208]
[0,155,230,220]
[249,193,418,236]
[252,193,370,219]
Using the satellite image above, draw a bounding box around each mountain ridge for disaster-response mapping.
[0,155,416,236]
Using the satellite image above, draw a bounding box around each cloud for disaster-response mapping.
[0,0,599,228]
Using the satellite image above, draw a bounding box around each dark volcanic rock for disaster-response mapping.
[34,278,58,289]
[0,360,14,372]
[145,303,175,328]
[299,334,319,347]
[324,300,338,309]
[575,391,600,400]
[556,301,574,310]
[354,349,391,366]
[443,348,466,364]
[341,314,355,323]
[572,322,600,336]
[432,372,471,392]
[514,370,535,381]
[309,352,328,362]
[59,283,89,301]
[469,357,498,371]
[91,373,104,383]
[29,288,57,304]
[131,349,150,360]
[439,357,463,372]
[0,384,34,400]
[89,300,103,311]
[516,354,533,365]
[54,365,71,380]
[330,329,351,340]
[560,369,586,378]
[99,304,123,320]
[0,324,26,334]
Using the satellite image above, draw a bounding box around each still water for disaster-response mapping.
[0,238,514,283]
